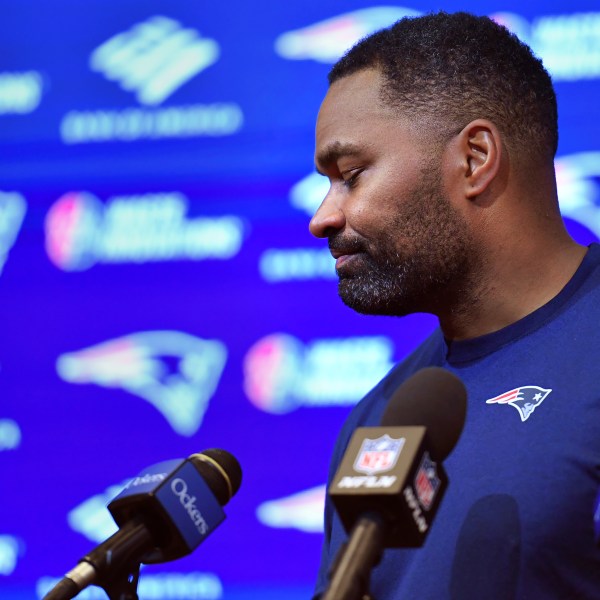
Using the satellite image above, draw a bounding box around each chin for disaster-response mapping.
[338,280,414,317]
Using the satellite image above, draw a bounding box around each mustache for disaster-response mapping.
[328,233,368,255]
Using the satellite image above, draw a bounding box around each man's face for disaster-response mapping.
[310,68,477,317]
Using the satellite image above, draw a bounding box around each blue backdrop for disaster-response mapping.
[1,1,600,598]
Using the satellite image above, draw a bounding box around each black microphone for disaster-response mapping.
[322,367,467,600]
[43,448,242,600]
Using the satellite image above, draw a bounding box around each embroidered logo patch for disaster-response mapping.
[486,386,552,422]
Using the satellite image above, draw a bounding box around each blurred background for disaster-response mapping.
[1,1,599,598]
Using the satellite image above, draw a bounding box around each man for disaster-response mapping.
[310,11,600,599]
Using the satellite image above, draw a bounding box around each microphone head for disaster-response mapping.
[381,367,467,461]
[190,449,242,506]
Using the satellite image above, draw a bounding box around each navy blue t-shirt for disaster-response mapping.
[315,244,600,599]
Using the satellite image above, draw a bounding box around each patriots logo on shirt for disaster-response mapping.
[485,386,552,422]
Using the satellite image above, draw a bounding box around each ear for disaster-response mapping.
[456,119,502,200]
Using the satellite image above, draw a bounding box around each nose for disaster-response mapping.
[309,191,346,239]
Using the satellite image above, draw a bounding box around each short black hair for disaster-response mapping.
[329,12,558,160]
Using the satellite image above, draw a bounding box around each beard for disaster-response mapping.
[330,167,479,317]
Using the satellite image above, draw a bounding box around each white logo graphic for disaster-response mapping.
[259,247,335,282]
[56,331,228,436]
[243,334,395,413]
[491,11,600,81]
[0,419,22,451]
[557,152,600,239]
[275,7,420,63]
[60,17,242,144]
[0,191,27,275]
[44,191,244,271]
[38,573,223,600]
[289,172,330,216]
[91,16,219,106]
[68,484,125,543]
[0,71,43,114]
[0,535,21,575]
[256,485,325,533]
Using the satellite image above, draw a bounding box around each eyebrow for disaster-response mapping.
[315,141,363,175]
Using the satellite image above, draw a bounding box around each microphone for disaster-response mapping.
[43,448,242,600]
[322,367,467,600]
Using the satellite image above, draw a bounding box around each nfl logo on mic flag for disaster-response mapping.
[330,426,449,547]
[353,434,406,475]
[414,453,440,510]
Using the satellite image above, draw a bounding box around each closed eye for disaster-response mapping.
[342,168,363,189]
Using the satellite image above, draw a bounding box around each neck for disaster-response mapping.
[437,232,587,341]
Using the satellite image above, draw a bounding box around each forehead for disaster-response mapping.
[315,68,421,167]
[320,68,388,116]
[317,69,391,138]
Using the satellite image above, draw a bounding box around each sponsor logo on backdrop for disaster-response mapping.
[490,12,600,80]
[61,15,243,143]
[259,247,335,282]
[44,191,244,271]
[37,574,223,600]
[0,191,27,275]
[0,535,21,575]
[556,152,600,240]
[89,16,219,106]
[0,419,22,451]
[56,331,227,436]
[243,334,394,413]
[276,8,600,81]
[256,485,325,532]
[0,71,44,114]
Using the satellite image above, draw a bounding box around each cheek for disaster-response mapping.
[346,159,427,236]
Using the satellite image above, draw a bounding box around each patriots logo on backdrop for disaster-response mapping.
[56,331,227,436]
[256,485,325,533]
[274,7,421,63]
[354,434,405,475]
[485,386,552,422]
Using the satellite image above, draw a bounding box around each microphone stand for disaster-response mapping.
[42,561,142,600]
[43,521,152,600]
[101,563,141,600]
[320,515,384,600]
